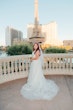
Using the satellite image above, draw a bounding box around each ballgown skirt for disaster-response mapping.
[20,57,59,100]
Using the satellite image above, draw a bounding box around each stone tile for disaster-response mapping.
[0,75,73,110]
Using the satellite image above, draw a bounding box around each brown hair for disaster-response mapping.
[33,42,40,55]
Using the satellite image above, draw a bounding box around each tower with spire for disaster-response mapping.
[27,0,63,46]
[29,0,45,43]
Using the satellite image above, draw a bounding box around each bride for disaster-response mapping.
[20,42,59,100]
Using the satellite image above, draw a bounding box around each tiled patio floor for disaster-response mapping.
[0,75,73,110]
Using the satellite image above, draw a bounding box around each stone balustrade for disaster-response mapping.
[0,53,73,84]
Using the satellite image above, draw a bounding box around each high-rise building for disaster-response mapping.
[63,40,73,48]
[5,26,23,46]
[42,21,63,46]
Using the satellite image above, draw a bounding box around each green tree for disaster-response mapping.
[44,47,67,53]
[6,44,33,55]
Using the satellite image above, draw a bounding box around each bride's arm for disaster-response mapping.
[31,50,40,61]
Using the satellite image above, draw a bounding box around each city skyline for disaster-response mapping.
[0,0,73,46]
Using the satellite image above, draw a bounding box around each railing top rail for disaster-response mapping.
[44,53,73,57]
[0,53,73,61]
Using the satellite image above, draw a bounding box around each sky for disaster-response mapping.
[0,0,73,46]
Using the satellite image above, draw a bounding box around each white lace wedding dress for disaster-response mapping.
[20,50,59,100]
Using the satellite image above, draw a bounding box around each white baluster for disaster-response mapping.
[52,57,54,69]
[22,57,24,71]
[70,57,72,70]
[66,57,68,69]
[45,57,48,70]
[7,61,10,74]
[63,57,65,69]
[56,57,58,69]
[58,57,60,69]
[0,61,2,75]
[15,60,17,73]
[11,60,14,73]
[3,61,6,74]
[49,58,51,69]
[26,58,28,72]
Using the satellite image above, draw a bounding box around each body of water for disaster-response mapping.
[0,51,8,58]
